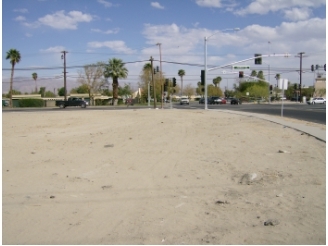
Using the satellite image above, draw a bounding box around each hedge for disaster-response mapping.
[18,98,44,107]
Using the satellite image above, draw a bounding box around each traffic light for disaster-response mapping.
[201,70,205,85]
[325,64,326,71]
[172,77,176,87]
[164,85,167,92]
[254,54,262,65]
[316,64,319,70]
[239,71,244,78]
[153,68,156,74]
[156,66,159,72]
[269,85,273,91]
[311,65,314,71]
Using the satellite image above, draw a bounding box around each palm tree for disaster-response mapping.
[143,63,152,78]
[250,70,257,77]
[275,73,280,86]
[212,76,222,87]
[257,71,265,80]
[6,49,21,107]
[32,72,38,93]
[103,58,128,105]
[178,69,185,96]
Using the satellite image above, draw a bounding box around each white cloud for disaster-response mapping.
[91,28,119,34]
[14,16,26,21]
[235,0,325,16]
[151,2,165,9]
[283,7,312,21]
[88,41,136,54]
[13,8,28,13]
[97,0,113,8]
[40,46,66,53]
[195,0,222,8]
[37,10,93,30]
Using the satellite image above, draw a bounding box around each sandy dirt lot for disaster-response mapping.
[2,109,326,244]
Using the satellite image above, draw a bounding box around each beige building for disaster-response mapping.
[313,76,326,98]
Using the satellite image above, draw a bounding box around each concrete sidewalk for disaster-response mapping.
[217,110,326,142]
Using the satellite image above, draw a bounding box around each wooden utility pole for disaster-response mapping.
[296,52,305,102]
[150,56,156,108]
[61,51,68,101]
[157,43,163,109]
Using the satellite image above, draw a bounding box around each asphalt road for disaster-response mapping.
[2,102,326,125]
[174,102,326,125]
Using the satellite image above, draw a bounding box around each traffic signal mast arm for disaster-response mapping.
[207,53,291,72]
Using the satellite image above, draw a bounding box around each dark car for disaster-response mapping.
[208,96,220,104]
[230,98,241,105]
[291,97,300,102]
[199,98,210,104]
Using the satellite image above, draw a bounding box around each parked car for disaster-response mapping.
[311,97,326,104]
[230,98,241,105]
[218,98,227,104]
[208,96,220,104]
[199,98,210,104]
[291,97,300,102]
[214,97,222,104]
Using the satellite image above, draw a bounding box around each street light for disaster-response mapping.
[204,28,239,109]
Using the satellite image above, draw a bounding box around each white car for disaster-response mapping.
[312,97,326,104]
[180,97,189,105]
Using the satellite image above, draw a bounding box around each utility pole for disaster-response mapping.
[296,52,305,103]
[61,51,68,101]
[156,43,163,109]
[150,56,156,109]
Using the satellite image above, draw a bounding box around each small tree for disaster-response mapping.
[183,84,195,98]
[58,87,65,96]
[77,62,106,106]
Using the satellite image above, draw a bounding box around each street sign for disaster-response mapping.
[233,65,250,70]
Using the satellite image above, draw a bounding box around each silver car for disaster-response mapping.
[312,97,326,104]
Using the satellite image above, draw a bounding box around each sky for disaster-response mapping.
[1,0,326,94]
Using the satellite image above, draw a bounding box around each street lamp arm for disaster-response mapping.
[206,28,240,40]
[208,53,292,72]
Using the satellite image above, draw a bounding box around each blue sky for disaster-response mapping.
[2,0,326,94]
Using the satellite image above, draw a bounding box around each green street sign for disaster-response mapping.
[233,65,250,70]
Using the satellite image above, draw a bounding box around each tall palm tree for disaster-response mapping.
[178,69,185,96]
[250,70,257,77]
[212,76,222,87]
[32,72,38,93]
[103,58,128,105]
[143,63,152,78]
[275,73,280,86]
[6,49,21,107]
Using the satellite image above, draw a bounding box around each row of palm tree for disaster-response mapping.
[5,48,221,106]
[5,48,129,107]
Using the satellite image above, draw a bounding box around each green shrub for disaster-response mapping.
[18,99,44,107]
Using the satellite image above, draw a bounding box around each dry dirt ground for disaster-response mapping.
[2,109,326,244]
